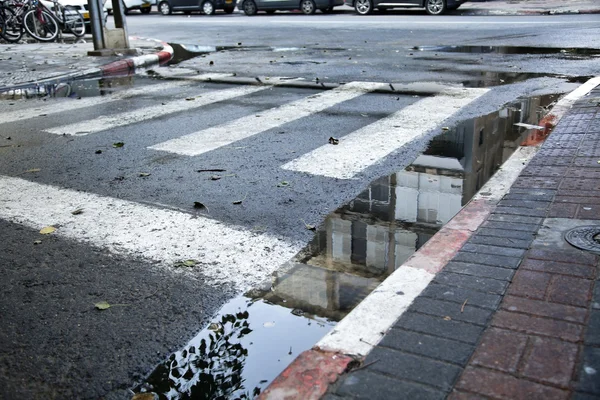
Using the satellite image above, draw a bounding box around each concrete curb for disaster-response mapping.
[458,8,600,16]
[258,76,600,400]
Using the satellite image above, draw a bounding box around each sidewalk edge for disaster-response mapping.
[258,76,600,400]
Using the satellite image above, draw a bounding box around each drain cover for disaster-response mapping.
[564,225,600,254]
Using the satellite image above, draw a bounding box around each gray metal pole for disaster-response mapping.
[87,0,105,50]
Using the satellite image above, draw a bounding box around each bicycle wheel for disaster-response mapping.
[0,6,23,43]
[63,6,84,37]
[23,9,58,42]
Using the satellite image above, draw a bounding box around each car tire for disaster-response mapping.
[242,0,257,15]
[354,0,372,15]
[158,1,172,14]
[140,6,151,13]
[425,0,446,15]
[224,5,235,13]
[300,0,315,14]
[201,0,215,14]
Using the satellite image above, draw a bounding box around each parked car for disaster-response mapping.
[157,0,236,15]
[104,0,153,14]
[239,0,342,15]
[345,0,463,15]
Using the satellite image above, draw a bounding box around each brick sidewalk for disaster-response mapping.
[325,88,600,399]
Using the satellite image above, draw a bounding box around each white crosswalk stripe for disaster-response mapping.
[282,88,490,179]
[45,84,270,136]
[0,79,193,125]
[147,81,387,156]
[0,175,302,291]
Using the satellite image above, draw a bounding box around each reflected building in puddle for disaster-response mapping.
[254,93,559,321]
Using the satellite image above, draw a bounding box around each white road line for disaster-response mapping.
[0,80,192,125]
[0,175,302,291]
[46,84,270,136]
[282,87,489,179]
[148,81,386,156]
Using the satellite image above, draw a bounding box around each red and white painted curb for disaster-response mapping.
[259,76,600,400]
[99,36,174,76]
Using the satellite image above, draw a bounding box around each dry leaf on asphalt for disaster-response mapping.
[95,301,111,310]
[174,259,198,268]
[71,208,84,215]
[23,168,41,174]
[39,226,56,234]
[328,137,339,145]
[112,142,125,148]
[139,173,151,177]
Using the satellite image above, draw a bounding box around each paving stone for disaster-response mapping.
[468,234,532,249]
[455,366,569,400]
[574,157,600,168]
[493,206,548,218]
[521,336,579,388]
[470,327,527,373]
[364,347,462,391]
[506,270,551,300]
[501,295,588,324]
[520,259,596,279]
[378,328,474,365]
[321,395,346,400]
[593,284,600,310]
[527,248,598,266]
[420,283,502,310]
[496,200,550,210]
[560,178,600,191]
[461,243,527,259]
[547,275,593,307]
[520,166,569,178]
[512,177,561,190]
[507,188,557,196]
[477,227,536,241]
[444,261,515,281]
[452,251,522,269]
[447,390,491,400]
[434,272,508,295]
[578,205,600,220]
[408,297,494,326]
[576,347,600,395]
[486,213,543,226]
[491,310,584,342]
[572,392,600,400]
[395,312,484,345]
[585,310,600,347]
[554,195,600,205]
[503,192,555,202]
[548,203,578,218]
[480,220,539,233]
[335,369,445,400]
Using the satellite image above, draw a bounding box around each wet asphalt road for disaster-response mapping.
[1,12,600,400]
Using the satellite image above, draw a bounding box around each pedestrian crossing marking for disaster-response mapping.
[0,175,302,291]
[0,79,192,125]
[282,88,490,179]
[148,81,386,156]
[45,84,270,136]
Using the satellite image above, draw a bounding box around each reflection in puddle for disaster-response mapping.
[135,92,560,399]
[136,297,333,399]
[0,76,144,100]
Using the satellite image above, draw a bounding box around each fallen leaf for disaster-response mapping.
[185,97,195,101]
[33,240,42,245]
[39,226,56,235]
[139,173,151,177]
[95,301,111,310]
[328,137,339,145]
[196,168,226,173]
[208,322,223,332]
[95,150,102,154]
[174,259,198,268]
[443,316,452,321]
[233,200,243,205]
[71,208,84,215]
[277,181,290,187]
[442,127,450,131]
[301,219,316,231]
[210,175,221,180]
[23,168,41,174]
[193,202,207,210]
[112,142,124,148]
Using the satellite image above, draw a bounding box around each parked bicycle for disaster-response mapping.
[22,0,85,41]
[0,0,29,42]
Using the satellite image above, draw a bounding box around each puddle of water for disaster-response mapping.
[0,75,156,100]
[135,296,334,399]
[135,92,560,399]
[415,45,600,56]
